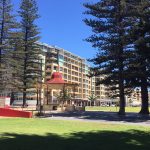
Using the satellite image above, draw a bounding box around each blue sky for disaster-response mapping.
[12,0,98,59]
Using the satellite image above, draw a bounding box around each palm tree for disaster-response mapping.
[88,92,97,106]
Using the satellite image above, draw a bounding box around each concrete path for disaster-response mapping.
[43,111,150,126]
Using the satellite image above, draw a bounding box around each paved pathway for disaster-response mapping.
[43,111,150,126]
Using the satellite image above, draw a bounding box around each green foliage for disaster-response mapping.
[125,0,150,114]
[84,0,150,114]
[84,0,133,114]
[85,106,141,113]
[18,0,41,106]
[0,0,20,95]
[88,92,97,101]
[56,88,72,103]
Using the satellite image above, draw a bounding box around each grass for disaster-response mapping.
[0,118,150,150]
[85,106,142,112]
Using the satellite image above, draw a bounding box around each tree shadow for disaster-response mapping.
[45,111,150,123]
[0,130,150,150]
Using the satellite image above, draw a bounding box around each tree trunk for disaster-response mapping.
[0,1,5,90]
[22,29,28,107]
[0,0,5,65]
[139,77,149,114]
[118,63,125,115]
[22,64,27,107]
[23,88,26,107]
[118,80,125,115]
[61,101,64,111]
[117,1,125,115]
[36,88,39,105]
[10,91,15,105]
[118,58,125,115]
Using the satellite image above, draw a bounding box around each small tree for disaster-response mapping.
[88,92,97,106]
[56,88,72,111]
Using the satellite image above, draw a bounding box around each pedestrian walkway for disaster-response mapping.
[44,111,150,126]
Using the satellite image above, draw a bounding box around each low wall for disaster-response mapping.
[75,106,85,111]
[0,108,32,118]
[36,104,59,111]
[65,105,85,112]
[65,105,75,111]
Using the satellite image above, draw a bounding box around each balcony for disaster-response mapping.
[50,49,57,54]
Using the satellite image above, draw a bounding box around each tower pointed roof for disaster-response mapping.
[47,72,67,84]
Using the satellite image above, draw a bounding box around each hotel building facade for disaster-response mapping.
[38,42,107,101]
[0,42,108,106]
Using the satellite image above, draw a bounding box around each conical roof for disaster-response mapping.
[47,72,67,84]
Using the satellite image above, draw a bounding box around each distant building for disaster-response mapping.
[38,42,107,101]
[0,42,109,106]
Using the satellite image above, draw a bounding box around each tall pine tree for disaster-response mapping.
[84,0,133,115]
[19,0,41,106]
[0,0,19,96]
[127,0,150,114]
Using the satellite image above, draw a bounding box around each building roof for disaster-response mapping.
[47,72,67,84]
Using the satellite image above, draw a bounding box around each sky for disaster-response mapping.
[12,0,98,59]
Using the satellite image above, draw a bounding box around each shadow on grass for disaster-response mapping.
[46,111,150,123]
[0,130,150,150]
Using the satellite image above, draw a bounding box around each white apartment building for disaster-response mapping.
[38,42,107,101]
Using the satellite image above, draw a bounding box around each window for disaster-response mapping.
[59,54,64,60]
[46,72,51,76]
[54,66,57,70]
[46,66,51,69]
[60,67,63,71]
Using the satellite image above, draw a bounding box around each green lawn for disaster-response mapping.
[86,106,143,112]
[0,118,150,150]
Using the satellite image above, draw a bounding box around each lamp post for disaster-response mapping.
[36,85,39,105]
[39,59,43,114]
[36,58,43,115]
